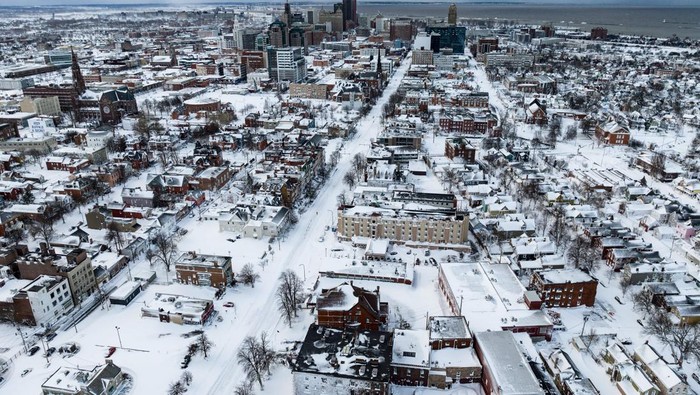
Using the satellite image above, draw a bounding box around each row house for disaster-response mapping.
[436,111,497,134]
[45,156,90,173]
[0,180,30,201]
[194,166,233,191]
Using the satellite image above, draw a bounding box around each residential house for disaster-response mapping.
[41,360,125,395]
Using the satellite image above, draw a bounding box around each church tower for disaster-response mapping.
[71,48,86,95]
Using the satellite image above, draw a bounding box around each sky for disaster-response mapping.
[2,0,700,7]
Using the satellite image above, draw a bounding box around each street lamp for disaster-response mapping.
[115,326,123,348]
[580,314,590,337]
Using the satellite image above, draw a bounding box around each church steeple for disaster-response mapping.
[376,47,383,83]
[71,48,86,95]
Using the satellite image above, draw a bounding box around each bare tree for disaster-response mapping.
[27,216,56,249]
[567,234,599,272]
[5,227,25,247]
[644,311,700,367]
[195,333,213,359]
[237,336,266,390]
[105,222,125,253]
[352,153,367,176]
[633,287,655,318]
[619,275,633,297]
[234,381,254,395]
[151,231,179,280]
[21,189,35,205]
[651,152,666,179]
[168,381,186,395]
[549,205,568,251]
[26,149,44,168]
[180,371,193,386]
[343,170,356,190]
[277,270,304,327]
[238,263,260,287]
[258,331,276,375]
[442,167,458,192]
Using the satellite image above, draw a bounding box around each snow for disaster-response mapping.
[392,329,430,367]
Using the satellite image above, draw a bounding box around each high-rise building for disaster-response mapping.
[306,10,315,24]
[267,47,307,82]
[319,6,344,33]
[389,18,414,42]
[342,0,357,30]
[448,3,457,25]
[426,25,466,53]
[268,20,288,48]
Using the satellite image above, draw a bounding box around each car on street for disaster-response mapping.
[28,345,40,356]
[105,346,116,358]
[21,369,32,377]
[45,332,57,341]
[223,302,235,308]
[44,347,56,357]
[181,354,191,369]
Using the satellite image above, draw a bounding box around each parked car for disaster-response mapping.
[181,354,191,369]
[44,347,56,357]
[223,302,235,308]
[45,332,57,342]
[105,346,116,358]
[27,345,40,356]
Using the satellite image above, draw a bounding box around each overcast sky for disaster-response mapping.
[2,0,699,6]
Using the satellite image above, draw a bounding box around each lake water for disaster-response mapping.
[358,4,700,39]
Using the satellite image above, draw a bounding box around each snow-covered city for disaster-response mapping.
[1,1,700,394]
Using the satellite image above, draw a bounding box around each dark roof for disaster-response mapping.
[294,324,393,382]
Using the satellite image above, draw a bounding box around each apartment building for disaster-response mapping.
[530,269,598,308]
[337,206,469,245]
[17,248,97,305]
[13,275,74,326]
[175,252,233,288]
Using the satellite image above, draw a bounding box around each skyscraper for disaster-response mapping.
[448,3,457,25]
[342,0,357,30]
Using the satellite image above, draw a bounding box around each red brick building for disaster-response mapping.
[530,269,598,308]
[316,282,388,331]
[445,138,477,163]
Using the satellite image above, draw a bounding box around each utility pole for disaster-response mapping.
[115,326,123,348]
[15,323,28,353]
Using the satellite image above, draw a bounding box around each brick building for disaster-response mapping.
[530,269,598,308]
[315,282,388,331]
[175,252,233,288]
[445,138,477,163]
